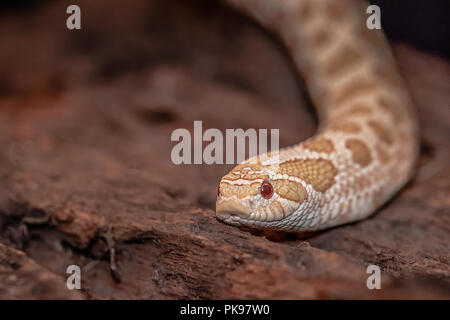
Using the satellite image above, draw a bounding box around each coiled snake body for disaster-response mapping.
[216,0,419,232]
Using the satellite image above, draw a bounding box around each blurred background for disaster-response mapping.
[2,0,449,57]
[0,0,448,299]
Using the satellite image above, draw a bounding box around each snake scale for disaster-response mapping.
[215,0,419,232]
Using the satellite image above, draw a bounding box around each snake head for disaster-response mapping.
[216,162,308,229]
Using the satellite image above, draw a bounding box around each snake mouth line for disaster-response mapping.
[215,198,287,225]
[216,214,244,225]
[216,198,249,221]
[216,211,296,232]
[216,213,263,229]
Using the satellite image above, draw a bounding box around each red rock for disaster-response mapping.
[0,0,448,299]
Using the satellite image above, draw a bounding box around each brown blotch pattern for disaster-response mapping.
[309,28,332,50]
[303,137,335,154]
[273,180,308,203]
[336,104,373,119]
[330,78,375,107]
[368,120,393,145]
[299,2,314,21]
[324,1,347,21]
[329,121,362,134]
[345,139,372,167]
[376,144,390,164]
[278,158,338,192]
[377,95,404,122]
[323,44,364,78]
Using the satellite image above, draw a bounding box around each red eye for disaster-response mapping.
[260,180,274,199]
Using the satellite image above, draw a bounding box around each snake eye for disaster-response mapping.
[260,180,274,199]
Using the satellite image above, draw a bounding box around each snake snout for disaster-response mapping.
[216,199,249,221]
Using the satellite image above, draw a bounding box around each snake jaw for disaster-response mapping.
[216,166,306,227]
[216,191,302,227]
[216,198,250,220]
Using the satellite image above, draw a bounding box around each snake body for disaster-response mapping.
[215,0,419,232]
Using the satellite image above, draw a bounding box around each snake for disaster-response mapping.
[215,0,419,232]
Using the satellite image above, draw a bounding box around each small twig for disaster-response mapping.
[103,225,121,283]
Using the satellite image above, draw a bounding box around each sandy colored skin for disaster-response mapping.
[216,0,419,232]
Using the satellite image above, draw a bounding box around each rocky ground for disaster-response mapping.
[0,0,449,299]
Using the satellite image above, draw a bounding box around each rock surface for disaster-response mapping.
[0,0,449,299]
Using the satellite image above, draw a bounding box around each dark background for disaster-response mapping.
[371,0,449,58]
[0,0,449,300]
[1,0,449,58]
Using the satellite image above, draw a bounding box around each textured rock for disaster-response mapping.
[0,243,84,299]
[0,0,448,299]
